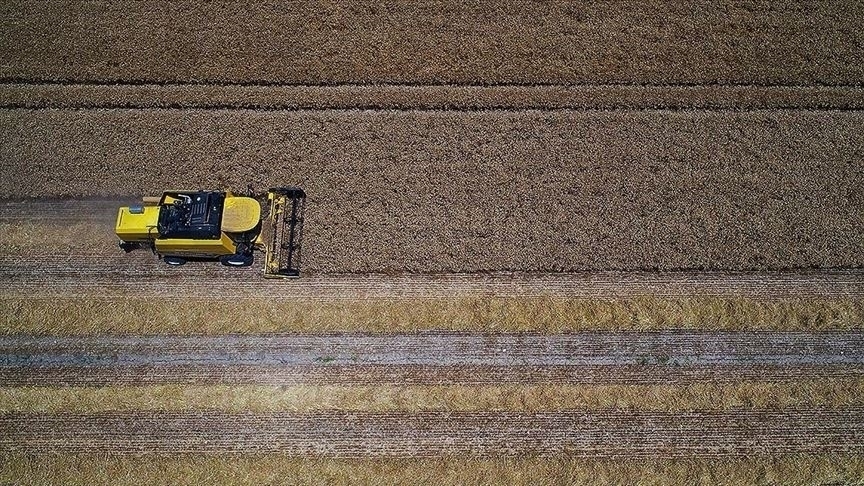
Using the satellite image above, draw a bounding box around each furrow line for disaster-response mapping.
[1,257,861,298]
[5,332,862,367]
[2,364,861,387]
[3,409,862,456]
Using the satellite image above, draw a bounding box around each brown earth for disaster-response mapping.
[1,1,862,85]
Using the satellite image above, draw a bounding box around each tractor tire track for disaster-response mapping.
[3,257,863,299]
[3,409,862,456]
[4,364,862,387]
[3,333,862,386]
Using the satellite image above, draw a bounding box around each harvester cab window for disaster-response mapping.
[157,191,225,240]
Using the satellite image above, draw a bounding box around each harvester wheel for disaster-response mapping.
[220,253,254,267]
[163,256,187,266]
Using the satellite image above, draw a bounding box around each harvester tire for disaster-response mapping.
[163,256,187,266]
[220,253,254,267]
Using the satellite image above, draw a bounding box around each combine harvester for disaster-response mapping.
[114,187,305,278]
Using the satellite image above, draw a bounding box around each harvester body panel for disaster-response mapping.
[153,232,236,257]
[115,206,159,242]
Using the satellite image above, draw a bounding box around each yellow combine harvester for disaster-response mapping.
[115,187,305,278]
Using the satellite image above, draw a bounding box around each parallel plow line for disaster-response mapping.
[3,409,863,456]
[4,364,863,386]
[1,255,861,298]
[3,333,863,386]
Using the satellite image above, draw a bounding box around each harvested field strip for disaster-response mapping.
[4,380,864,413]
[3,454,864,486]
[3,409,863,456]
[5,84,864,110]
[6,333,862,368]
[2,111,862,273]
[2,251,861,300]
[0,198,123,221]
[5,364,862,387]
[0,222,115,256]
[3,2,862,85]
[4,296,863,335]
[3,333,862,386]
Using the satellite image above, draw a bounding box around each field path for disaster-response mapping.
[3,332,863,386]
[3,409,862,456]
[3,255,863,299]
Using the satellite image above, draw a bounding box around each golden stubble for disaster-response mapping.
[2,454,864,486]
[2,296,861,335]
[3,379,864,413]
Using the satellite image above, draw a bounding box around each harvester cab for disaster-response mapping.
[115,187,305,278]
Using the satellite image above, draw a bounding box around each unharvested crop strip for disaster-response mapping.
[5,80,864,88]
[3,1,863,86]
[2,381,864,413]
[3,454,863,486]
[2,110,862,273]
[2,409,862,456]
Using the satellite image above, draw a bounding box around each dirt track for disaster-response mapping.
[4,409,862,456]
[4,257,863,299]
[8,333,864,368]
[3,333,862,386]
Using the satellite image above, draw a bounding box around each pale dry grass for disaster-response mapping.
[3,380,863,413]
[2,296,861,335]
[2,454,863,486]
